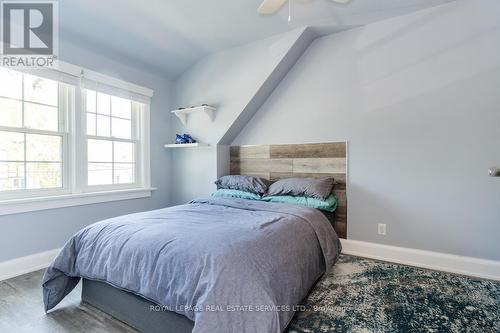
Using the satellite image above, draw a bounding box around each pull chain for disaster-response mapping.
[288,0,292,22]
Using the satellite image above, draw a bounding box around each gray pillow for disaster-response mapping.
[215,175,271,195]
[266,177,334,200]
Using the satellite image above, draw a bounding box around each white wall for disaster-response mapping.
[169,147,219,205]
[234,0,500,261]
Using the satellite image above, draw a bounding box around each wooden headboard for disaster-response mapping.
[230,142,347,239]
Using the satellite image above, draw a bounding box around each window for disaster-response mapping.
[85,90,139,187]
[0,64,153,215]
[0,68,67,194]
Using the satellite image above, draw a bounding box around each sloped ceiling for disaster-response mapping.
[59,0,455,79]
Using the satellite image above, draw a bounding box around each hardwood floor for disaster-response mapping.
[2,257,498,333]
[0,269,137,333]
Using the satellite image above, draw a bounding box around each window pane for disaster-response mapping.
[88,139,112,162]
[86,90,96,113]
[24,102,59,131]
[0,97,22,128]
[24,74,58,106]
[88,163,112,185]
[111,96,131,119]
[0,131,24,161]
[0,68,22,100]
[114,142,134,163]
[26,134,61,162]
[26,162,62,189]
[97,93,110,115]
[96,114,110,137]
[0,162,24,191]
[87,113,96,135]
[114,163,134,184]
[112,117,131,139]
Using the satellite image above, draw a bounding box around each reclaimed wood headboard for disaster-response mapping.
[230,142,347,239]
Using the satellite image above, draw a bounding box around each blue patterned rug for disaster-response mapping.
[287,255,500,333]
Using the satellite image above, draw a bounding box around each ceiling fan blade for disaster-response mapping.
[257,0,288,14]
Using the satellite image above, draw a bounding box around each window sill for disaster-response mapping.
[0,187,157,216]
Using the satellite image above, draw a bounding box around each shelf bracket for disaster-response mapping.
[171,106,216,126]
[176,113,188,126]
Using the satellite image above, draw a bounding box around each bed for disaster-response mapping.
[42,142,347,333]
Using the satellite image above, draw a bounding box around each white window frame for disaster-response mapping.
[0,62,154,216]
[81,94,144,192]
[0,73,71,200]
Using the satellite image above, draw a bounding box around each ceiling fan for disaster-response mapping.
[258,0,351,15]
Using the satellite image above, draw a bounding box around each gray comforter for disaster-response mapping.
[43,198,341,333]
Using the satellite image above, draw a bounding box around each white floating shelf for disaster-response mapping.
[164,143,209,148]
[171,105,216,126]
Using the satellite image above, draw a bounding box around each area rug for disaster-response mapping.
[287,255,500,333]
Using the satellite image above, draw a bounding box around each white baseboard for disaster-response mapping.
[341,239,500,281]
[2,241,499,283]
[0,248,61,282]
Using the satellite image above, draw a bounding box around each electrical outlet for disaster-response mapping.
[378,224,386,235]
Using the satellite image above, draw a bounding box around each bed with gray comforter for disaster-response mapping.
[43,198,341,333]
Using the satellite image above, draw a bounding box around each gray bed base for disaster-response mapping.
[82,278,194,333]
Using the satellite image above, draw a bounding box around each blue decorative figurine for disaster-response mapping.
[175,134,197,144]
